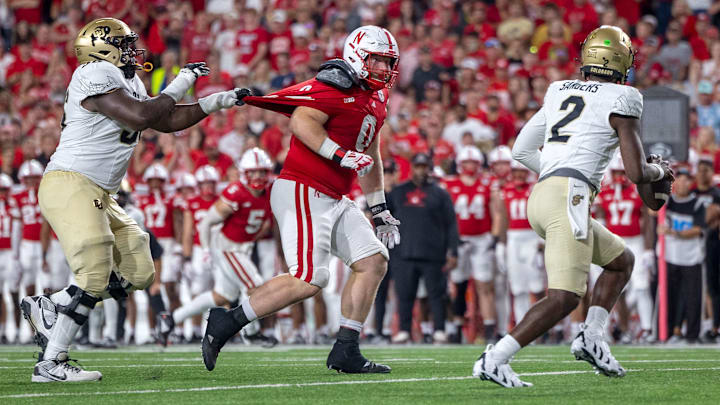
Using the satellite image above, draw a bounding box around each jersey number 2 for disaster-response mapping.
[549,96,585,143]
[120,130,140,145]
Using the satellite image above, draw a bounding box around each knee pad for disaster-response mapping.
[56,285,101,325]
[289,264,329,288]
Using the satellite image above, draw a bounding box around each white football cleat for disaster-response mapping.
[20,295,57,354]
[571,323,626,377]
[32,352,102,382]
[473,345,533,388]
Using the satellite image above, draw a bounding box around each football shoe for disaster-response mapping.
[155,311,175,347]
[571,323,626,377]
[472,345,532,388]
[32,352,102,382]
[202,308,242,371]
[326,340,391,373]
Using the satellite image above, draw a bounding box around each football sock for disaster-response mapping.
[173,291,216,325]
[491,334,521,363]
[103,298,118,341]
[636,288,653,331]
[585,306,609,336]
[337,326,360,343]
[339,316,363,333]
[420,321,432,335]
[88,306,103,344]
[483,320,496,341]
[230,297,257,326]
[147,291,166,315]
[513,293,530,322]
[44,289,91,361]
[446,321,458,335]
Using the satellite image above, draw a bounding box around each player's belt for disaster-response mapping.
[538,168,598,194]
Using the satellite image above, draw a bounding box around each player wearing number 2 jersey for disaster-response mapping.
[442,145,503,343]
[203,26,401,375]
[21,17,250,382]
[475,25,675,388]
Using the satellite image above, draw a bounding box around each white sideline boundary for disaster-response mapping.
[2,367,720,399]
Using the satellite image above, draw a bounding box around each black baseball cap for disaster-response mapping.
[412,153,432,166]
[383,158,397,173]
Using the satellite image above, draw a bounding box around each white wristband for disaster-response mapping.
[161,73,194,102]
[318,137,341,160]
[366,190,386,207]
[648,163,665,182]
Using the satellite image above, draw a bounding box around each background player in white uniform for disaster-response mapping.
[474,25,674,388]
[19,17,249,382]
[0,174,17,342]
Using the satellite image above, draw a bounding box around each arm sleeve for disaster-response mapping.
[611,87,643,119]
[442,188,460,257]
[512,107,547,174]
[75,61,125,100]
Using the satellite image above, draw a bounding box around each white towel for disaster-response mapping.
[567,178,591,240]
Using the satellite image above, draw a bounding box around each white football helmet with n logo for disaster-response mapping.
[194,165,220,184]
[343,25,399,90]
[19,160,44,179]
[239,148,273,190]
[142,163,169,182]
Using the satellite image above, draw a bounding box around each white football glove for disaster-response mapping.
[339,150,374,177]
[199,88,252,114]
[495,241,507,275]
[372,209,401,249]
[161,62,211,102]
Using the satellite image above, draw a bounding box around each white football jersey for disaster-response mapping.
[535,79,643,190]
[46,61,148,193]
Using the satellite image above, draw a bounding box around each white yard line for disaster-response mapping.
[2,367,720,399]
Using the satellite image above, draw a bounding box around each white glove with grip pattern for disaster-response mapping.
[161,62,211,102]
[372,209,401,249]
[337,150,374,177]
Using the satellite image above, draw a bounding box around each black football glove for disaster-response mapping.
[235,88,253,106]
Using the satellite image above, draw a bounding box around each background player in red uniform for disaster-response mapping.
[443,145,504,343]
[157,149,274,346]
[0,174,18,343]
[10,160,45,343]
[594,154,654,342]
[501,160,545,324]
[136,163,185,337]
[202,26,401,374]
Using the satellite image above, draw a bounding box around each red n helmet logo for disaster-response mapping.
[354,31,366,44]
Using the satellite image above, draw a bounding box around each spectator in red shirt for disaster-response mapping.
[30,25,55,68]
[181,12,214,64]
[190,136,234,180]
[236,7,269,70]
[268,10,293,71]
[6,42,45,95]
[10,0,42,25]
[463,2,496,42]
[470,95,516,146]
[428,23,456,69]
[260,114,291,163]
[194,55,233,99]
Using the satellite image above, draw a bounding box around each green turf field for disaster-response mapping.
[0,344,719,404]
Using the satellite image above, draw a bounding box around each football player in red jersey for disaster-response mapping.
[0,174,17,342]
[157,149,275,346]
[442,146,504,343]
[136,163,185,333]
[594,154,654,342]
[180,166,218,342]
[10,160,45,342]
[501,160,546,323]
[203,26,401,374]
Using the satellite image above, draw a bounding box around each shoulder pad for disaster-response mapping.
[316,59,361,90]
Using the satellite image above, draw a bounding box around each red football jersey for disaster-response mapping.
[0,197,17,249]
[136,191,180,239]
[596,183,643,237]
[219,182,272,243]
[441,176,492,236]
[12,189,42,241]
[503,182,533,230]
[244,78,389,199]
[186,195,216,246]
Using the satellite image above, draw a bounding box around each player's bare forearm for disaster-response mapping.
[289,106,330,154]
[83,89,177,132]
[490,191,507,243]
[151,103,209,133]
[641,207,656,249]
[612,114,663,184]
[182,210,194,258]
[357,136,384,196]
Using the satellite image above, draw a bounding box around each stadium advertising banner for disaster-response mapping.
[640,86,689,162]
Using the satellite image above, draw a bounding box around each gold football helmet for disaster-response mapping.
[580,25,635,83]
[74,18,150,78]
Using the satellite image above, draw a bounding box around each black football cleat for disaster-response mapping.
[155,311,175,348]
[326,340,391,374]
[202,308,242,371]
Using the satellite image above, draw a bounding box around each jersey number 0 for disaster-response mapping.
[549,96,585,143]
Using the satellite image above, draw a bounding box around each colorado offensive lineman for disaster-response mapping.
[20,17,249,382]
[473,25,674,387]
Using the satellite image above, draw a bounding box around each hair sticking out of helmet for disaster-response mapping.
[239,148,273,190]
[580,25,635,84]
[343,26,399,90]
